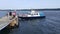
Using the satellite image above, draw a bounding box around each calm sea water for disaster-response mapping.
[0,10,60,34]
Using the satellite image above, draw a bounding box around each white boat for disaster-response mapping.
[18,10,45,19]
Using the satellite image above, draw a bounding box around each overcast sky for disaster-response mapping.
[0,0,60,9]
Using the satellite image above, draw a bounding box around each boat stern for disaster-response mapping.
[39,12,45,18]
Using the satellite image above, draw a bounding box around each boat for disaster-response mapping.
[18,10,45,19]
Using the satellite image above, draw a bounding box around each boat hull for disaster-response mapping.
[18,16,45,19]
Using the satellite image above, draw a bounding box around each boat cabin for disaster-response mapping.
[27,10,40,17]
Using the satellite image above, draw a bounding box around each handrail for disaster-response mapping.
[9,16,18,23]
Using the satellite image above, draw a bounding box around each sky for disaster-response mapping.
[0,0,60,9]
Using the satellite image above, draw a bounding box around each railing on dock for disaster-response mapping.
[0,15,18,30]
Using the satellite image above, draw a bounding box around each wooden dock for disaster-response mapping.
[0,15,18,30]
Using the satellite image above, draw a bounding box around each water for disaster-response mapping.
[0,11,8,18]
[0,10,60,34]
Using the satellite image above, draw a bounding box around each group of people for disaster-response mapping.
[8,12,16,20]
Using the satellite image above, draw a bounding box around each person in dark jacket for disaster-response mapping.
[9,12,12,16]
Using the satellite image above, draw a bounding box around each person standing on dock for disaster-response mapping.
[8,12,13,20]
[12,12,16,18]
[8,11,16,20]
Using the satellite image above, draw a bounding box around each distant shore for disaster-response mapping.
[0,8,60,11]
